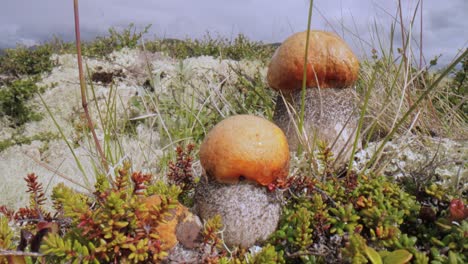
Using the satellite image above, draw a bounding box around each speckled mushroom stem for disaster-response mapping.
[194,179,282,248]
[194,115,289,249]
[273,88,360,167]
[267,30,361,168]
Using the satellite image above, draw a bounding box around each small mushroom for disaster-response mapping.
[195,115,289,248]
[143,195,202,251]
[267,30,360,166]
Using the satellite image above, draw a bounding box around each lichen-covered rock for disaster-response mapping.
[194,179,282,248]
[353,135,467,192]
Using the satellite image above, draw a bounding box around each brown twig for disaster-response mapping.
[398,0,407,68]
[0,250,44,257]
[420,0,423,69]
[73,0,108,171]
[286,249,328,258]
[23,151,93,192]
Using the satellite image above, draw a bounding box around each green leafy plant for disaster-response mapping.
[342,233,414,264]
[83,23,151,57]
[228,66,275,119]
[145,33,276,62]
[218,244,285,264]
[329,203,361,236]
[0,78,43,127]
[0,163,199,263]
[167,143,198,206]
[268,146,467,263]
[0,45,54,77]
[444,53,467,119]
[246,244,286,264]
[0,131,58,152]
[0,216,15,264]
[201,214,224,259]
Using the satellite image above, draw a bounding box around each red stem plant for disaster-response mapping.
[73,0,108,171]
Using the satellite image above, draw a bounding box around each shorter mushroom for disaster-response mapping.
[143,194,202,251]
[267,30,360,166]
[195,115,289,248]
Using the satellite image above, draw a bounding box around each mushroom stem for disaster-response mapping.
[273,88,360,166]
[194,179,281,248]
[266,30,361,167]
[195,115,289,249]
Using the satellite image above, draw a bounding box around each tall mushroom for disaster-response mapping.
[194,115,289,248]
[267,30,360,166]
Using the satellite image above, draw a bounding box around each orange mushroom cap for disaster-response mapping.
[267,30,359,92]
[199,115,290,186]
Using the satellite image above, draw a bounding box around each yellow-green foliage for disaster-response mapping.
[52,23,276,61]
[271,171,467,263]
[202,214,224,252]
[41,169,180,263]
[51,183,89,220]
[147,180,182,200]
[41,233,99,264]
[219,244,285,264]
[0,167,185,263]
[329,203,361,235]
[280,205,314,250]
[0,150,466,263]
[0,217,13,249]
[0,216,14,264]
[247,244,285,264]
[343,234,414,264]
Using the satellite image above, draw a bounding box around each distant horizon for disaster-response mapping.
[0,28,287,49]
[0,29,463,70]
[1,0,466,67]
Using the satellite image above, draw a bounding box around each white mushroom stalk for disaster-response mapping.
[194,115,289,248]
[267,30,360,167]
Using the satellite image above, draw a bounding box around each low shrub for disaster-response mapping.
[0,45,54,77]
[144,33,276,62]
[0,78,43,127]
[0,145,466,263]
[82,23,151,57]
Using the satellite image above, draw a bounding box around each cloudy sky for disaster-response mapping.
[1,0,466,66]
